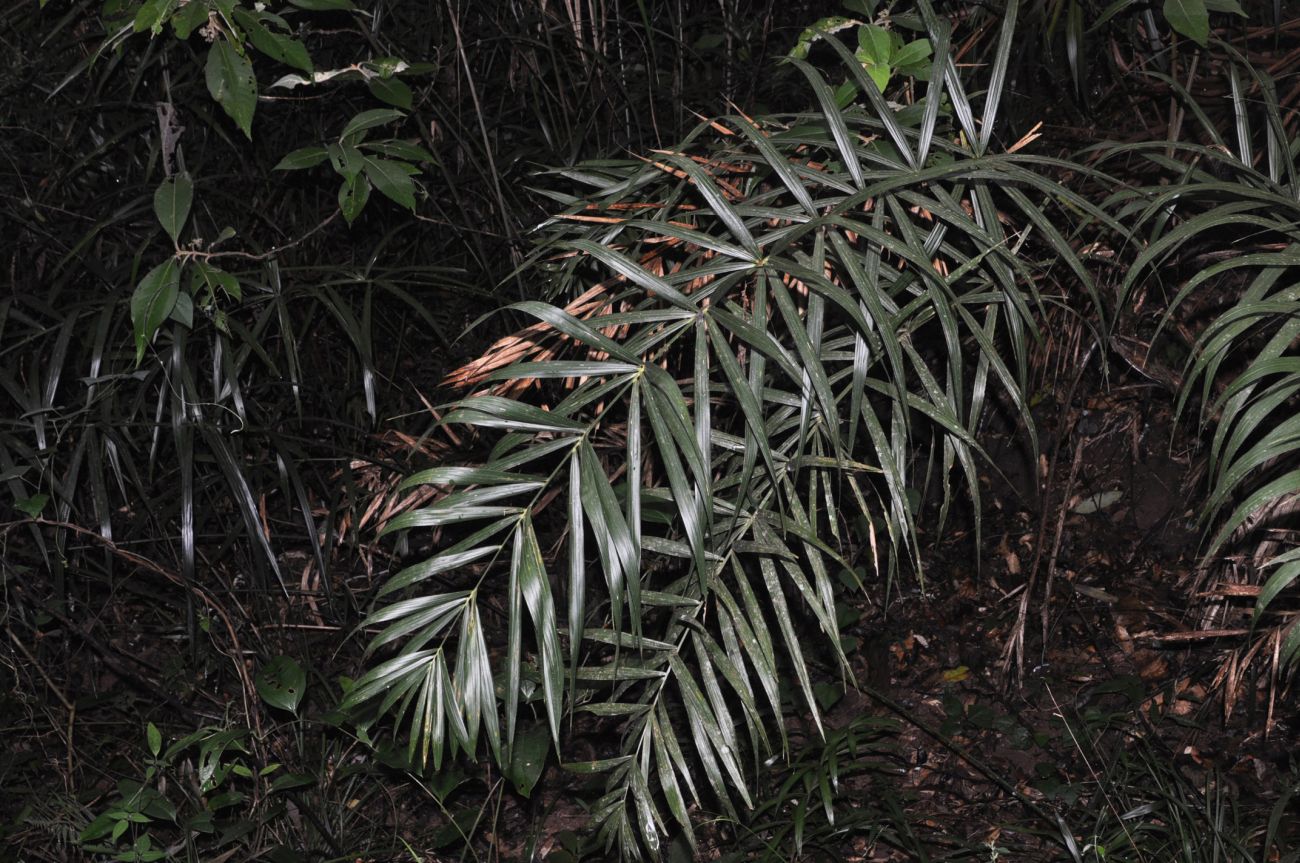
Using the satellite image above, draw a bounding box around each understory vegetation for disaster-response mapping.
[2,0,1298,860]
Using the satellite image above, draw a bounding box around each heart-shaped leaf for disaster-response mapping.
[506,723,550,797]
[1164,0,1209,45]
[15,494,49,518]
[256,655,307,713]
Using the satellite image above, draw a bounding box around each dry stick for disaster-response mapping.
[17,517,262,736]
[1003,340,1098,683]
[172,211,339,263]
[9,596,201,723]
[443,0,515,270]
[6,624,75,777]
[1165,48,1201,161]
[1042,683,1149,862]
[1040,437,1086,660]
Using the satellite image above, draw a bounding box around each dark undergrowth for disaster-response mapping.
[2,0,1298,860]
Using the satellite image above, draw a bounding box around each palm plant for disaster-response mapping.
[1099,45,1300,689]
[346,1,1120,854]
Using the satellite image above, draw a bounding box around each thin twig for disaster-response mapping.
[6,624,76,777]
[7,518,262,736]
[1002,339,1098,684]
[172,211,340,262]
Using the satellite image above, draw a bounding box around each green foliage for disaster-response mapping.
[275,108,432,224]
[10,0,1300,858]
[1100,45,1300,670]
[78,724,259,859]
[348,3,1117,855]
[256,655,309,714]
[1018,0,1248,112]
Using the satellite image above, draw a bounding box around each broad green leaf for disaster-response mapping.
[361,157,419,211]
[864,62,890,92]
[505,723,550,797]
[131,260,180,363]
[256,655,307,713]
[857,24,892,64]
[171,0,208,38]
[892,38,932,70]
[369,75,413,109]
[1164,0,1210,44]
[1203,0,1246,13]
[133,0,177,34]
[153,172,192,245]
[169,291,193,328]
[340,108,405,142]
[327,142,364,182]
[146,722,162,757]
[338,175,371,225]
[233,7,314,73]
[205,41,257,139]
[190,260,241,302]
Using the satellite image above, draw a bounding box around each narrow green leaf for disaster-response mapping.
[980,0,1019,152]
[1255,554,1300,625]
[567,446,586,692]
[571,239,697,311]
[660,153,757,253]
[519,515,564,747]
[341,108,405,142]
[274,146,329,170]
